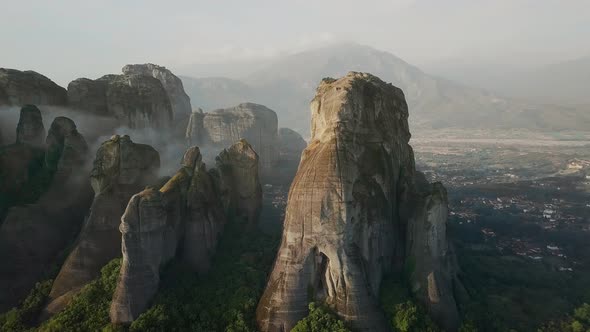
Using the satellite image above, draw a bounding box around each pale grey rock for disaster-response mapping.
[256,73,460,332]
[185,108,204,146]
[16,105,45,147]
[44,135,160,317]
[0,68,67,106]
[186,103,279,170]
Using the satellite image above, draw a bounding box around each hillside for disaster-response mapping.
[179,43,590,136]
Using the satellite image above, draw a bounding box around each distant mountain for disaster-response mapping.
[179,43,590,135]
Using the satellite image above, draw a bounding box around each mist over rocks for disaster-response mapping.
[44,134,160,317]
[256,72,460,331]
[16,105,46,147]
[0,68,67,107]
[185,102,279,172]
[0,113,92,312]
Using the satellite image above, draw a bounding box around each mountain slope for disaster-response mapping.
[179,43,590,135]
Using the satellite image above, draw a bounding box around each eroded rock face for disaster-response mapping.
[215,139,262,225]
[110,146,226,323]
[405,178,460,330]
[256,72,460,331]
[278,127,307,162]
[186,103,279,170]
[0,68,67,106]
[66,74,173,129]
[44,135,160,317]
[185,108,204,146]
[122,64,191,120]
[0,116,91,312]
[16,105,46,147]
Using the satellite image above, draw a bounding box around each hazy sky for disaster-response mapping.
[2,0,589,85]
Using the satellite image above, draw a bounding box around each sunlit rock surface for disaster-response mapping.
[256,72,460,332]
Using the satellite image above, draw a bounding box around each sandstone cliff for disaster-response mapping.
[0,115,91,312]
[44,135,160,316]
[110,140,263,323]
[215,139,262,225]
[256,72,460,331]
[185,103,279,171]
[109,146,226,323]
[122,64,192,120]
[67,74,173,129]
[0,68,67,106]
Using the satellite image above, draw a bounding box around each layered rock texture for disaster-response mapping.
[122,64,192,120]
[185,103,279,171]
[110,140,263,323]
[215,139,262,225]
[67,74,173,129]
[0,113,91,312]
[278,127,306,162]
[256,72,460,331]
[44,135,160,316]
[0,68,67,106]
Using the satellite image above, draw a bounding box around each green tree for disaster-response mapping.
[291,302,351,332]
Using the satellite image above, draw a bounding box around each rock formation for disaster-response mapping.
[66,74,173,129]
[0,68,67,106]
[256,72,460,332]
[16,105,46,147]
[0,115,91,312]
[278,127,307,162]
[44,135,160,316]
[185,103,279,171]
[110,146,225,323]
[215,139,262,225]
[110,140,263,323]
[122,64,192,120]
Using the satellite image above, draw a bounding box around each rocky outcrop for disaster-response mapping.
[0,116,91,312]
[0,68,67,106]
[16,105,46,147]
[186,103,279,170]
[185,108,204,146]
[256,72,460,331]
[278,127,306,162]
[110,146,226,323]
[66,74,173,129]
[44,135,160,316]
[122,64,192,120]
[215,139,262,225]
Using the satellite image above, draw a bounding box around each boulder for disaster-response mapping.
[44,135,160,317]
[256,73,460,331]
[16,105,46,147]
[110,146,226,323]
[215,139,262,225]
[0,116,91,312]
[0,68,67,106]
